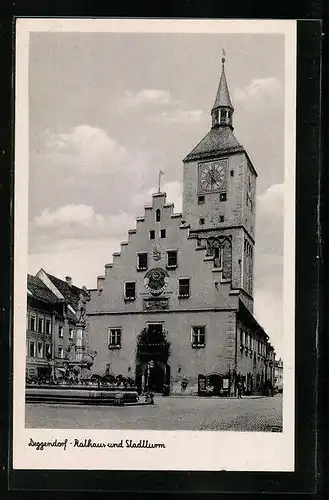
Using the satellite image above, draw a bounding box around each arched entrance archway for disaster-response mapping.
[135,323,171,394]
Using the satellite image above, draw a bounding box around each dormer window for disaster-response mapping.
[155,209,161,222]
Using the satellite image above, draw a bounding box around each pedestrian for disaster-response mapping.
[237,380,243,399]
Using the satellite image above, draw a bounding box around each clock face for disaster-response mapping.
[198,161,227,193]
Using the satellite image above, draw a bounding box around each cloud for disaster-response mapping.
[120,89,171,108]
[132,180,182,214]
[155,109,205,125]
[234,77,282,111]
[35,204,105,228]
[34,204,136,241]
[254,288,283,358]
[253,182,284,353]
[257,183,284,217]
[29,237,122,290]
[43,125,129,174]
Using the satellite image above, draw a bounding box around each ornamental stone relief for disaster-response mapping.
[143,267,169,296]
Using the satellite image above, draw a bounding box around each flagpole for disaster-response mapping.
[158,170,164,193]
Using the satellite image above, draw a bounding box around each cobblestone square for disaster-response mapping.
[26,394,283,432]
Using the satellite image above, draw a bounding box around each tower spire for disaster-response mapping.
[211,49,234,129]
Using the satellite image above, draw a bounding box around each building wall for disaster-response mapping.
[53,310,78,372]
[182,152,256,308]
[274,359,283,390]
[86,191,243,391]
[26,299,79,378]
[26,301,54,377]
[183,153,245,229]
[87,309,237,390]
[236,319,269,393]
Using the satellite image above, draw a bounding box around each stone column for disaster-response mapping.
[75,324,84,362]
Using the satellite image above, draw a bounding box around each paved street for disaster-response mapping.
[25,394,283,432]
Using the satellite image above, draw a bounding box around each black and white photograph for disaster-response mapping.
[14,18,296,472]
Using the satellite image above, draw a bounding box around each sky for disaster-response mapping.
[28,31,285,358]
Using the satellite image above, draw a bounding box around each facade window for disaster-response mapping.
[220,192,227,202]
[191,326,206,347]
[137,252,148,271]
[29,341,35,357]
[58,346,64,359]
[160,229,166,238]
[38,316,44,333]
[37,341,43,358]
[198,195,205,204]
[245,333,249,349]
[108,327,122,349]
[219,215,225,222]
[167,250,178,269]
[124,281,136,300]
[69,328,74,340]
[155,209,161,222]
[30,315,36,332]
[179,278,190,298]
[45,343,51,358]
[45,318,51,335]
[29,368,35,377]
[199,217,205,225]
[149,230,155,240]
[230,169,234,177]
[58,325,64,338]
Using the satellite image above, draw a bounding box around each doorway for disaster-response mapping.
[135,323,171,394]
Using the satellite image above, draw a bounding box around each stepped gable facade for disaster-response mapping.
[86,54,276,395]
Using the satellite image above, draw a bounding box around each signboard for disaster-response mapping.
[222,378,229,390]
[143,298,169,311]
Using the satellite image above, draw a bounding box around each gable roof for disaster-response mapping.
[183,126,244,162]
[45,273,89,311]
[27,274,61,304]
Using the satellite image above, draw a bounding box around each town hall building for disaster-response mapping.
[86,55,276,396]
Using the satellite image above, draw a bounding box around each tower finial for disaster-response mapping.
[211,48,233,129]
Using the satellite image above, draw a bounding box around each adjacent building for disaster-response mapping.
[26,269,90,379]
[86,54,276,395]
[274,357,283,392]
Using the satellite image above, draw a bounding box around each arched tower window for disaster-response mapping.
[222,238,232,280]
[155,209,161,222]
[220,109,227,124]
[212,240,222,269]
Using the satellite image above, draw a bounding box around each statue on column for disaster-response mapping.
[77,291,88,326]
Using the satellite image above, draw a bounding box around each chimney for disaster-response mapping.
[65,276,72,286]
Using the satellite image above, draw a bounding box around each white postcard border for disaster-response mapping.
[13,18,296,472]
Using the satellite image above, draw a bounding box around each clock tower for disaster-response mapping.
[182,53,257,311]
